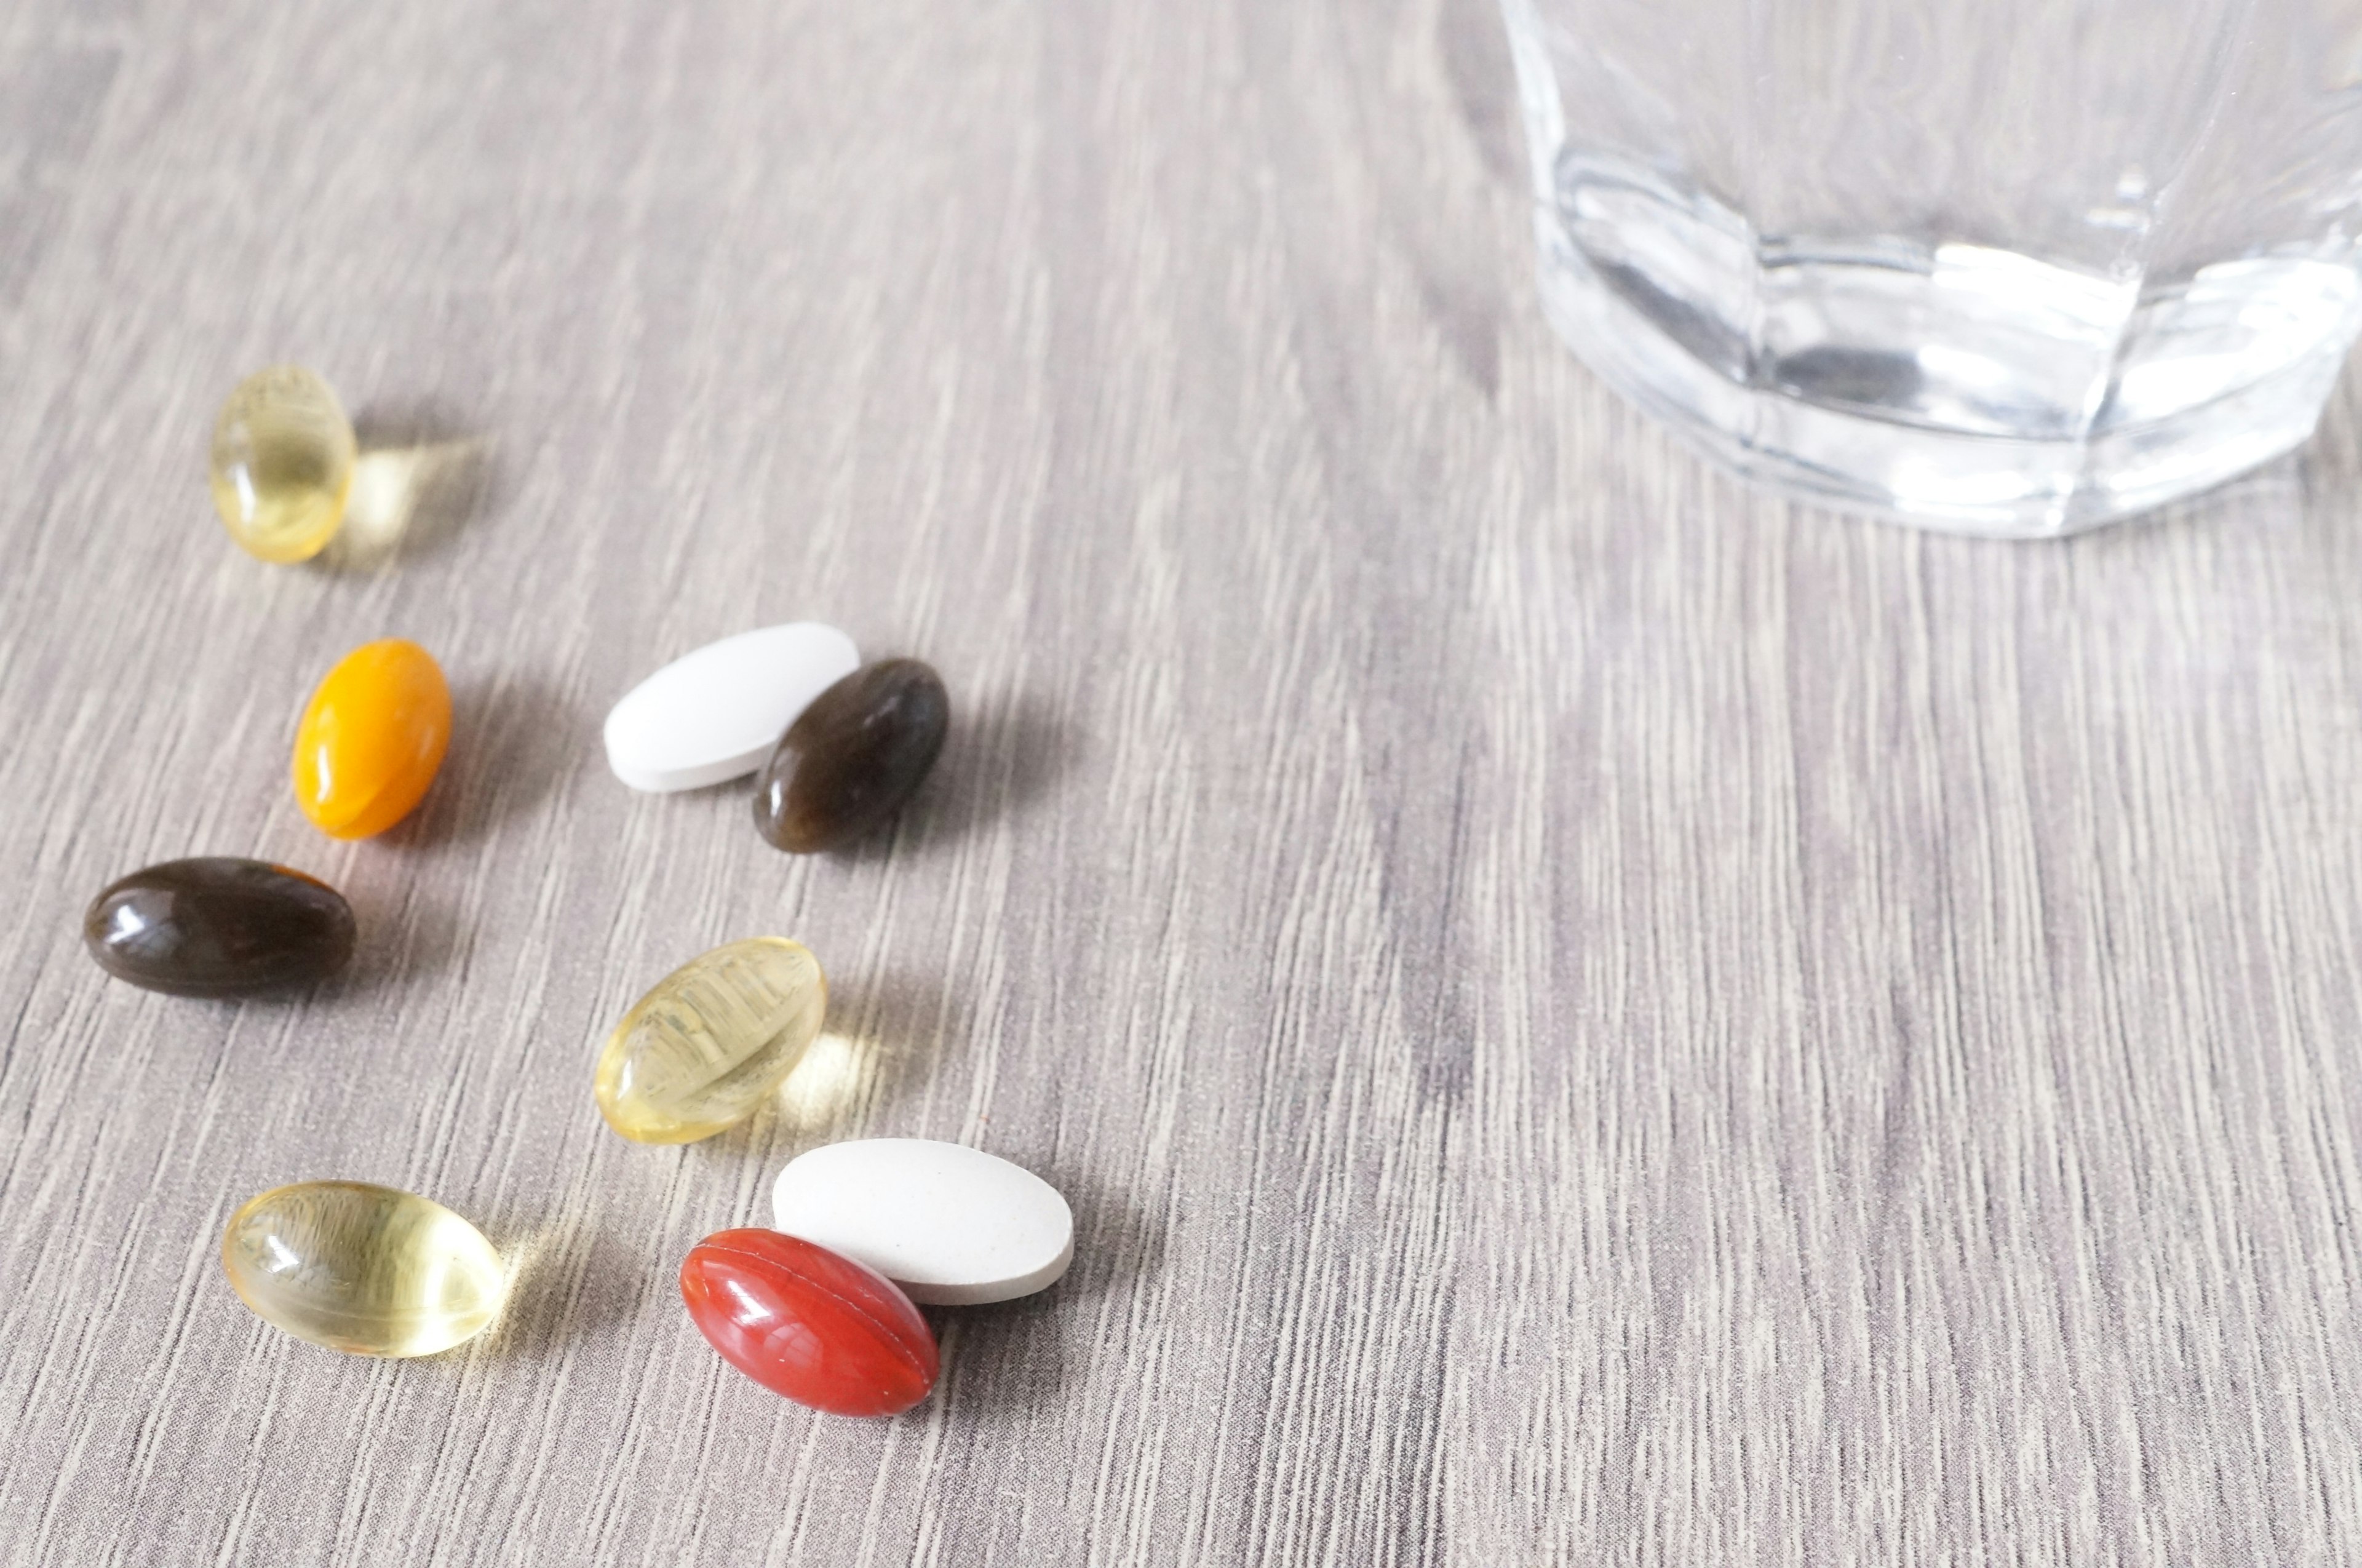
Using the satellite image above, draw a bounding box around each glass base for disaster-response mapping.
[1530,166,2361,538]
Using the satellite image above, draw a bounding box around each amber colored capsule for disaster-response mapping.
[223,1181,506,1357]
[595,937,827,1144]
[210,365,357,563]
[84,858,356,996]
[292,639,452,838]
[753,659,950,853]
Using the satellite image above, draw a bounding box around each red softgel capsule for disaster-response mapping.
[680,1228,939,1416]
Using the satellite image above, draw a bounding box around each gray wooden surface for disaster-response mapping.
[3,0,2360,1562]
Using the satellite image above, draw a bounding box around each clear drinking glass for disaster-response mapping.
[1500,0,2362,535]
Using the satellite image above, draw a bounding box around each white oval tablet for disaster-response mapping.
[603,622,859,792]
[771,1139,1074,1306]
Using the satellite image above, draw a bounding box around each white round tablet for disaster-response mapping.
[771,1139,1074,1306]
[603,622,859,793]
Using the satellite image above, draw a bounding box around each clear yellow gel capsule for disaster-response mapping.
[595,937,827,1144]
[221,1180,505,1357]
[210,365,357,563]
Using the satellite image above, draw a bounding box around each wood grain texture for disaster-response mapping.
[2,0,2360,1562]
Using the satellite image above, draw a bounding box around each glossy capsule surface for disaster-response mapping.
[753,659,949,853]
[595,937,826,1144]
[292,639,452,838]
[210,366,357,563]
[222,1181,505,1357]
[84,858,355,996]
[680,1228,937,1416]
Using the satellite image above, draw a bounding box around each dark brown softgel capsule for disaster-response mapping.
[83,858,357,997]
[754,659,950,853]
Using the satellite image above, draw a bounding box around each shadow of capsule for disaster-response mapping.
[920,1169,1161,1422]
[926,1294,1069,1423]
[824,684,1077,870]
[774,1029,886,1134]
[380,672,579,854]
[319,885,469,998]
[680,1022,899,1172]
[763,966,961,1140]
[471,1218,653,1363]
[321,433,491,571]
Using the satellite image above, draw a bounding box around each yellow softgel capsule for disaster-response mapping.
[595,937,827,1144]
[221,1180,506,1357]
[292,638,453,838]
[210,365,356,563]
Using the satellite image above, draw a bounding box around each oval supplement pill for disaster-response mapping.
[211,365,357,563]
[222,1181,506,1357]
[771,1138,1073,1305]
[603,621,859,793]
[680,1228,937,1416]
[292,638,453,838]
[752,659,950,853]
[595,937,827,1144]
[84,858,356,997]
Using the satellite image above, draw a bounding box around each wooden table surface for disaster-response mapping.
[5,0,2360,1562]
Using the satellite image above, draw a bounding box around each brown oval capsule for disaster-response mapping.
[84,858,356,997]
[752,659,949,853]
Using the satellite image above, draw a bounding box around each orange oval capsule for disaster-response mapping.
[292,639,451,838]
